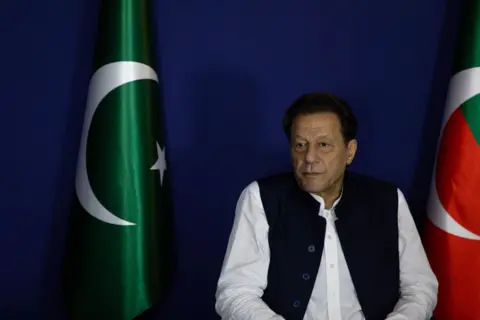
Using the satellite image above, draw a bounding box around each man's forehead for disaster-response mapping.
[295,112,339,123]
[293,113,340,130]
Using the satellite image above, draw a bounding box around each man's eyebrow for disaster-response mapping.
[293,135,306,140]
[293,134,333,140]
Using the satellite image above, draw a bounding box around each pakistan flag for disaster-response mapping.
[62,0,175,319]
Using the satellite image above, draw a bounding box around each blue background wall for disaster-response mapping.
[0,0,462,318]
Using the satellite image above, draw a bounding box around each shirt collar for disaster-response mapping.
[309,186,343,212]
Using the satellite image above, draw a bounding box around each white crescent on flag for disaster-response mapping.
[75,61,159,226]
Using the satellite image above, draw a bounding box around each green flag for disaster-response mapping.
[63,0,174,319]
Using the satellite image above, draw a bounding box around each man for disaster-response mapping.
[215,92,438,320]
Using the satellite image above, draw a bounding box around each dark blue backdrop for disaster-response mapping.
[0,0,462,318]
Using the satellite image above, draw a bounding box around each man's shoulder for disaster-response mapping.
[238,172,296,199]
[255,171,297,191]
[256,171,295,183]
[346,170,398,195]
[343,171,400,217]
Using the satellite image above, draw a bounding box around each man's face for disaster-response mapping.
[290,112,357,195]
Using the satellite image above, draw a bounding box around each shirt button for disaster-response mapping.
[327,234,332,239]
[302,273,310,280]
[293,300,301,308]
[308,245,315,252]
[325,212,330,218]
[330,264,335,268]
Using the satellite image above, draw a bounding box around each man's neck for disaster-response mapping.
[316,176,344,209]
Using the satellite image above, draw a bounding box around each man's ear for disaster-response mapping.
[346,139,357,165]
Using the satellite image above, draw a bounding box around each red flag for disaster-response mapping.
[424,3,480,319]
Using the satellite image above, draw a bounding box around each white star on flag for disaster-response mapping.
[150,142,166,185]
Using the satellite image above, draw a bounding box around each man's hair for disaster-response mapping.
[282,92,358,144]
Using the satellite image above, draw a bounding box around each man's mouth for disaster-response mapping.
[302,172,322,176]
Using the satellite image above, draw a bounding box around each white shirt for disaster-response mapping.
[215,181,438,320]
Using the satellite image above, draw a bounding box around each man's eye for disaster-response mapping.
[319,142,332,149]
[295,143,306,149]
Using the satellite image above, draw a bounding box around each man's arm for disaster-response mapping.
[215,181,285,320]
[386,189,439,320]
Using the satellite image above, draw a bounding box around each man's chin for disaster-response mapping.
[298,180,326,194]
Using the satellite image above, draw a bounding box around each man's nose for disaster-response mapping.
[305,146,316,164]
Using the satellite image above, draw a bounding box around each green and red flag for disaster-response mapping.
[424,1,480,318]
[62,0,175,319]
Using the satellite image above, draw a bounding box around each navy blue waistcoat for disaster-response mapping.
[257,170,399,320]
